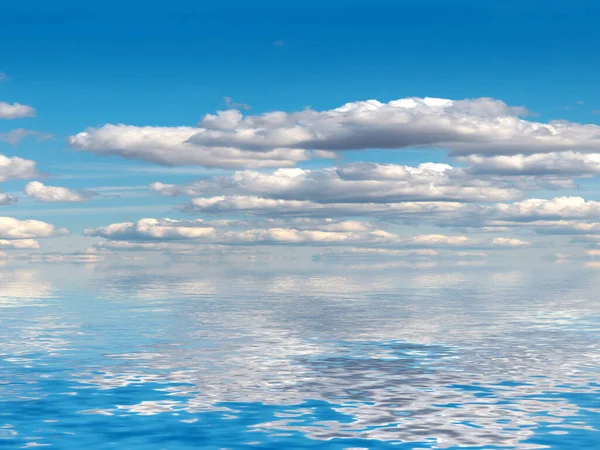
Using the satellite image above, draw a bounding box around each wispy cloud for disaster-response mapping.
[224,96,250,110]
[0,129,54,145]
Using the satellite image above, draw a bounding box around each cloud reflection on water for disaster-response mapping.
[0,262,598,448]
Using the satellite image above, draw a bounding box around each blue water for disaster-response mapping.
[0,262,599,449]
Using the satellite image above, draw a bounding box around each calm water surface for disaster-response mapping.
[0,262,598,449]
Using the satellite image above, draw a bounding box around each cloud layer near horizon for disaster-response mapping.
[5,95,600,262]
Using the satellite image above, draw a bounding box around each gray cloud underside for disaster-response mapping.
[7,94,600,259]
[0,193,17,206]
[24,181,92,203]
[68,97,600,170]
[151,163,526,203]
[177,194,600,236]
[68,125,332,169]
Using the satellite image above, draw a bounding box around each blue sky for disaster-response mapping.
[2,0,600,264]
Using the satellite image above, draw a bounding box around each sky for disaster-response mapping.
[2,0,600,266]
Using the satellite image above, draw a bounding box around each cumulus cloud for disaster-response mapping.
[460,197,600,237]
[61,96,600,257]
[225,228,396,245]
[263,218,375,232]
[91,219,378,253]
[0,239,40,249]
[151,163,523,203]
[68,97,600,169]
[24,182,92,203]
[0,154,38,181]
[491,237,531,247]
[85,218,218,241]
[85,217,530,257]
[464,197,600,236]
[68,124,332,169]
[0,217,59,240]
[489,197,600,222]
[462,152,600,176]
[179,194,600,235]
[86,217,394,246]
[0,102,36,119]
[189,97,600,156]
[404,234,472,247]
[179,195,475,223]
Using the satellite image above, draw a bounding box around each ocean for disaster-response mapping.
[0,261,598,449]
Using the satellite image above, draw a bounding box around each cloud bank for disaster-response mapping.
[69,97,600,171]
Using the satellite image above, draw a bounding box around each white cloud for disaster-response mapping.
[86,219,394,246]
[0,154,38,181]
[0,239,40,249]
[24,182,91,203]
[0,102,36,119]
[404,234,472,247]
[61,96,600,257]
[265,218,375,232]
[225,228,396,245]
[69,97,600,169]
[181,195,474,222]
[68,124,331,169]
[462,152,600,176]
[85,217,396,246]
[490,197,600,222]
[183,195,320,214]
[491,237,531,247]
[0,73,7,83]
[189,97,600,156]
[85,218,218,241]
[0,217,59,239]
[151,163,523,203]
[456,251,488,257]
[178,193,600,240]
[85,217,530,257]
[498,220,600,236]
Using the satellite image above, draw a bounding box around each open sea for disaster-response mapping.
[0,260,598,449]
